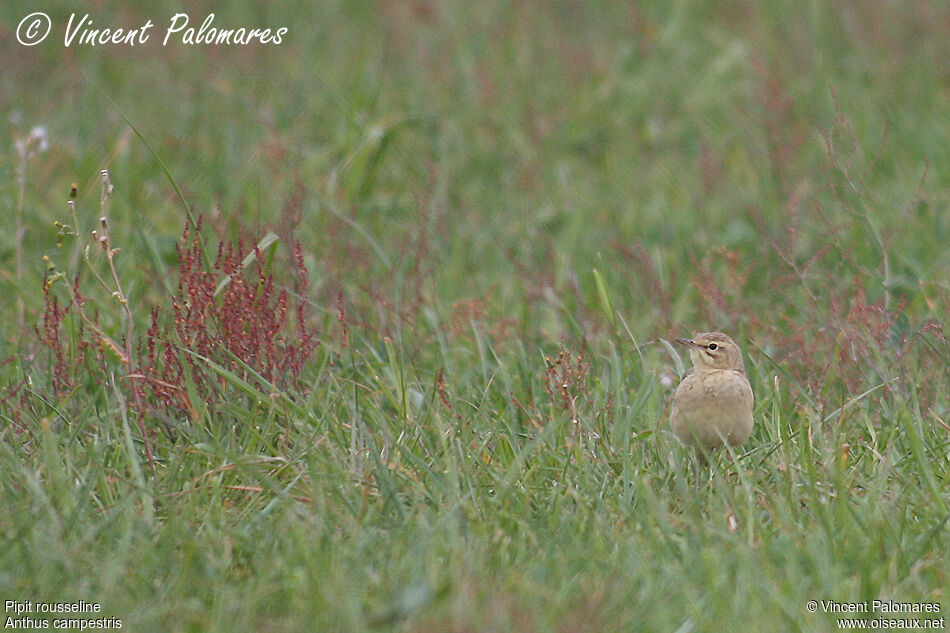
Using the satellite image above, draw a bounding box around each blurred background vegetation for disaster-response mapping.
[3,2,949,338]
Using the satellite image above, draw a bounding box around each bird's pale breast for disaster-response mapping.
[670,368,754,450]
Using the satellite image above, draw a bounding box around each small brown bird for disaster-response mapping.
[670,332,754,458]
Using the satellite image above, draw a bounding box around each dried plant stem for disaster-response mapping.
[15,146,27,328]
[58,171,153,466]
[99,171,152,467]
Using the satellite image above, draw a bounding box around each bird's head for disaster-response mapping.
[676,332,746,373]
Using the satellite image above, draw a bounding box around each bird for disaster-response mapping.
[670,332,754,460]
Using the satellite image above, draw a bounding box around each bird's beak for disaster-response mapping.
[675,338,703,350]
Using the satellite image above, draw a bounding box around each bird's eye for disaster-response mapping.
[707,343,718,351]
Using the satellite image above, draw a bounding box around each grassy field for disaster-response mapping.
[2,2,949,631]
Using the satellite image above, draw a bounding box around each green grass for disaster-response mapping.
[2,1,949,631]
